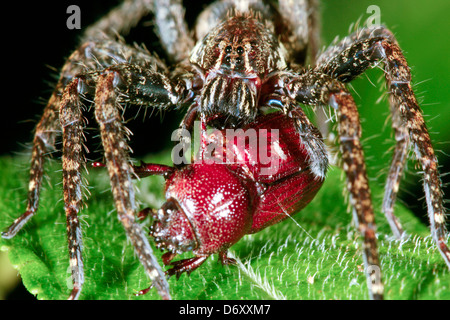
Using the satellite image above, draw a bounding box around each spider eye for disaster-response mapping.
[236,46,244,55]
[225,46,232,53]
[225,56,231,63]
[235,57,242,64]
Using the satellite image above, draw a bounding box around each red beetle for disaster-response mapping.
[134,111,325,279]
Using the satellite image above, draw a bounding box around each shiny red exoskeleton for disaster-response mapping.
[134,112,324,277]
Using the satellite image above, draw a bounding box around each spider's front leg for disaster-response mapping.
[2,38,165,238]
[316,26,450,267]
[266,96,328,179]
[90,64,190,300]
[2,38,177,299]
[63,67,183,299]
[58,77,88,300]
[274,71,383,299]
[57,67,180,300]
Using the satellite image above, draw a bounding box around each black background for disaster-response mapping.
[1,1,211,158]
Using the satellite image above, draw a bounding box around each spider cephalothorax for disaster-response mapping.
[191,12,288,127]
[2,0,449,301]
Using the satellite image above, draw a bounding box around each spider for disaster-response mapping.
[2,0,449,300]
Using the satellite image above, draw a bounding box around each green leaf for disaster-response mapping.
[0,154,449,300]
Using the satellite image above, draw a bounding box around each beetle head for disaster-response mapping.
[150,163,254,256]
[150,198,198,254]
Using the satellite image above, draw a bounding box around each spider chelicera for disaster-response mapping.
[2,0,449,300]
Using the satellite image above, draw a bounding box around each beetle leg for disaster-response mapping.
[132,161,174,179]
[219,250,237,266]
[92,160,175,179]
[166,256,209,280]
[134,252,207,296]
[162,252,178,265]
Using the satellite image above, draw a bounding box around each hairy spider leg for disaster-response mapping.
[81,0,153,42]
[279,71,383,300]
[2,35,186,299]
[86,59,194,299]
[383,102,409,239]
[0,90,60,240]
[150,0,194,63]
[265,96,328,179]
[0,40,107,241]
[58,77,88,300]
[82,0,194,63]
[277,0,327,133]
[128,163,173,297]
[317,26,450,267]
[2,36,168,236]
[278,0,321,66]
[92,71,170,299]
[289,103,328,179]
